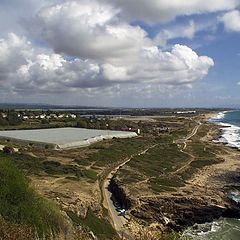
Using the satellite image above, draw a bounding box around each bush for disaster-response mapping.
[0,117,8,126]
[76,119,88,128]
[0,159,66,238]
[7,112,22,126]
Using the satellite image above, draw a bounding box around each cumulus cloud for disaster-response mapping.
[0,33,32,82]
[113,0,239,24]
[0,33,214,95]
[0,0,215,100]
[26,1,214,83]
[154,20,196,46]
[220,10,240,32]
[31,0,151,61]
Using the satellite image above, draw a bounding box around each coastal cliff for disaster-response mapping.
[109,177,132,210]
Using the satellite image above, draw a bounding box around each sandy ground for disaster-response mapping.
[0,144,18,152]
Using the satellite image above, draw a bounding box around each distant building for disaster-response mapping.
[40,114,46,119]
[58,114,65,118]
[176,111,196,114]
[121,128,141,135]
[67,114,77,119]
[0,113,7,118]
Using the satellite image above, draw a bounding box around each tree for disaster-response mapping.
[7,112,22,126]
[76,119,88,128]
[0,117,8,126]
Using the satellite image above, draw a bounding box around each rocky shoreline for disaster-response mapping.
[109,174,240,233]
[108,130,240,236]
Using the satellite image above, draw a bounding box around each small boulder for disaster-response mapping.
[2,146,15,154]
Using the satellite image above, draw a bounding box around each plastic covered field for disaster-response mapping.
[0,127,137,149]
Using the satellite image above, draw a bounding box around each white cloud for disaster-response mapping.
[31,0,151,61]
[113,0,239,24]
[0,1,215,100]
[237,82,240,85]
[220,10,240,32]
[0,33,32,82]
[0,33,214,96]
[154,20,196,46]
[27,1,214,85]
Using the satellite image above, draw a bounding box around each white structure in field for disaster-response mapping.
[0,127,137,150]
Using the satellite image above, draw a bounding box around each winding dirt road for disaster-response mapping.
[101,144,158,239]
[101,121,202,238]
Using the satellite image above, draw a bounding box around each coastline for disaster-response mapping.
[209,110,240,150]
[180,110,240,238]
[96,111,240,239]
[155,112,240,237]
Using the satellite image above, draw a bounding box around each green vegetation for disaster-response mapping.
[0,111,22,127]
[82,169,99,182]
[0,151,98,183]
[117,122,224,193]
[67,209,117,240]
[0,158,66,238]
[125,140,189,192]
[88,138,155,167]
[178,140,224,181]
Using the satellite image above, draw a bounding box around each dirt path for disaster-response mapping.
[101,122,201,238]
[184,122,201,141]
[170,122,201,175]
[101,144,158,239]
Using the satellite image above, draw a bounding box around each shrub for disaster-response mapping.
[0,159,66,238]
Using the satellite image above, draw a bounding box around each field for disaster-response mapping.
[0,127,137,149]
[0,135,155,239]
[115,119,225,194]
[0,112,229,239]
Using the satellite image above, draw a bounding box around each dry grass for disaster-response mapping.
[0,217,34,240]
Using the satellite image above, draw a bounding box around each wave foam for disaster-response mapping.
[182,221,222,238]
[217,123,240,150]
[210,111,228,121]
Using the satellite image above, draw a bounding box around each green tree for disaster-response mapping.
[76,119,88,128]
[7,112,22,126]
[0,117,8,126]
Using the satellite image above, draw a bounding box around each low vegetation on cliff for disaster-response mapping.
[0,157,67,239]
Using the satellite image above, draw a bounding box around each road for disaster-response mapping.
[172,121,202,174]
[174,122,202,151]
[101,144,158,239]
[102,121,202,238]
[185,121,202,140]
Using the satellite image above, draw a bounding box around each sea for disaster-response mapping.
[211,110,240,150]
[181,110,240,239]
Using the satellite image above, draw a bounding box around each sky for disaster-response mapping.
[0,0,240,108]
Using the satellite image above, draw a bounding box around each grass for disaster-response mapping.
[82,169,99,182]
[0,158,66,239]
[116,122,224,193]
[88,138,155,167]
[0,151,99,182]
[67,209,117,240]
[121,140,190,192]
[0,121,75,131]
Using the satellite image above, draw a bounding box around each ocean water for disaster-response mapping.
[181,110,240,239]
[181,218,240,240]
[210,110,240,149]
